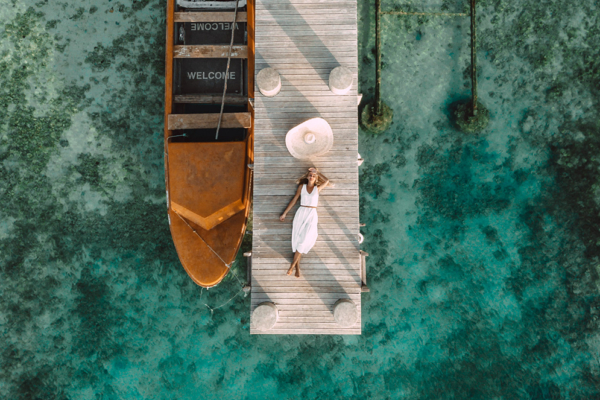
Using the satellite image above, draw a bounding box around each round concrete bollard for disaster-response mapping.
[251,302,278,331]
[329,66,353,95]
[257,68,281,97]
[333,299,358,327]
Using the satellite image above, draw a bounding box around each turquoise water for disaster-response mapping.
[2,0,600,398]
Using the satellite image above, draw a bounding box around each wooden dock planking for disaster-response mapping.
[250,0,360,335]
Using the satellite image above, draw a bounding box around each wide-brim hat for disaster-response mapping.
[285,118,333,160]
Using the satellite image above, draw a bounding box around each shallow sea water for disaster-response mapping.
[2,0,600,398]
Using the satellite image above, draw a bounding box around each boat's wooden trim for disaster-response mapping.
[247,0,255,98]
[174,11,248,22]
[172,200,245,231]
[174,94,247,104]
[174,45,248,58]
[168,112,252,130]
[165,0,175,209]
[165,0,254,289]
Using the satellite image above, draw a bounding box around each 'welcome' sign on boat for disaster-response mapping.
[177,59,244,94]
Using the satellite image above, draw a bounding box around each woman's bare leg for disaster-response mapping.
[286,262,295,275]
[295,254,303,278]
[287,251,303,275]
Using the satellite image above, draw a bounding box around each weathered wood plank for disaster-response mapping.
[277,317,338,323]
[173,45,248,58]
[252,160,358,168]
[255,20,357,28]
[254,219,360,228]
[257,5,356,13]
[270,323,360,330]
[254,142,358,151]
[253,203,358,211]
[167,112,251,130]
[253,190,357,197]
[174,94,247,104]
[252,247,359,257]
[252,305,360,315]
[174,11,248,22]
[252,280,360,288]
[254,145,358,153]
[253,179,357,188]
[253,272,360,280]
[254,164,358,172]
[255,194,358,200]
[258,0,356,4]
[252,291,361,298]
[255,100,358,109]
[253,268,360,276]
[251,329,360,335]
[253,243,359,252]
[252,107,357,114]
[254,208,359,217]
[278,311,338,317]
[253,155,358,164]
[255,30,357,38]
[253,132,358,141]
[252,257,358,265]
[253,269,360,277]
[254,233,357,241]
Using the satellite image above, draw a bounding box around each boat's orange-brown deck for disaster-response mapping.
[164,0,253,288]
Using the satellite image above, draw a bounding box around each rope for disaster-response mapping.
[215,0,240,140]
[205,287,245,315]
[173,211,232,269]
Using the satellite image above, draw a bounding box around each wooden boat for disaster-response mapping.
[164,0,254,287]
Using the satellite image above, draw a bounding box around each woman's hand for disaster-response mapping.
[279,213,286,222]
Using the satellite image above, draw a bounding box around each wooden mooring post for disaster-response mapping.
[470,0,478,116]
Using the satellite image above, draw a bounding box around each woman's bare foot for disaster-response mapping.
[295,264,301,278]
[286,263,295,276]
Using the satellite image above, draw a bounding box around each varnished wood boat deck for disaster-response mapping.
[250,0,360,334]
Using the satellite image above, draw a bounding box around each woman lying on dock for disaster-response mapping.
[279,167,330,277]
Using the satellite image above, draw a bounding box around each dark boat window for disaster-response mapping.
[171,128,246,142]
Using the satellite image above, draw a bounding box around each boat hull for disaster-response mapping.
[164,0,253,288]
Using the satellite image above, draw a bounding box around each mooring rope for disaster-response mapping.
[215,0,240,140]
[173,211,232,269]
[205,287,245,314]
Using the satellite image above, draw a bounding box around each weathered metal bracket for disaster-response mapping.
[360,250,369,292]
[243,251,252,293]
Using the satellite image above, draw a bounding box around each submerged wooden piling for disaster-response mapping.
[375,0,382,116]
[470,0,478,116]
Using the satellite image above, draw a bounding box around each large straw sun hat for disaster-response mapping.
[285,118,334,160]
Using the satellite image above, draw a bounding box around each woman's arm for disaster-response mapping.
[317,171,330,192]
[280,185,303,221]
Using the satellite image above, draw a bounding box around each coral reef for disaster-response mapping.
[452,100,489,133]
[1,0,600,398]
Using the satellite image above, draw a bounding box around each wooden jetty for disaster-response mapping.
[248,0,364,334]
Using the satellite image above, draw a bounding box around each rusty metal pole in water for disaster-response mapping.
[375,0,382,116]
[470,0,478,116]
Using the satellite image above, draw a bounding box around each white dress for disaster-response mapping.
[292,184,319,254]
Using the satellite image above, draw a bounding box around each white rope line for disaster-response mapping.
[215,0,240,140]
[173,211,232,269]
[205,286,245,314]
